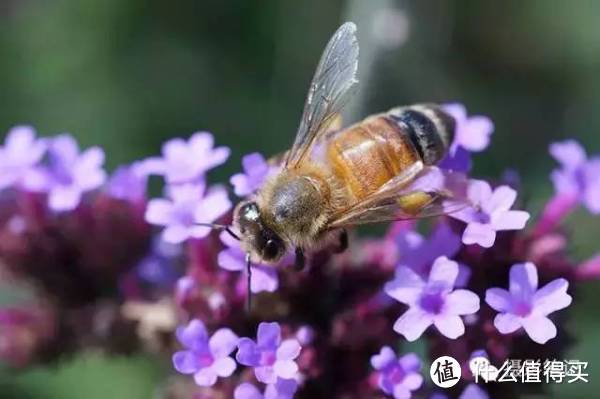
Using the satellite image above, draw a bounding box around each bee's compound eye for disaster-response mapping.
[264,239,281,260]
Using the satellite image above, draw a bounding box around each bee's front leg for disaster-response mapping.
[334,229,349,253]
[294,247,305,271]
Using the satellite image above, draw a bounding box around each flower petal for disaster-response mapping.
[445,289,480,315]
[533,278,572,316]
[176,319,208,350]
[257,322,281,348]
[549,140,586,170]
[392,384,411,399]
[145,199,173,226]
[50,134,79,162]
[439,146,473,172]
[399,353,421,373]
[384,266,425,305]
[551,169,579,195]
[230,173,252,197]
[443,103,467,125]
[509,262,538,298]
[428,256,459,289]
[393,308,433,342]
[255,365,277,384]
[467,180,492,206]
[485,288,511,312]
[212,356,237,377]
[189,132,214,154]
[250,265,279,293]
[218,248,245,271]
[194,367,218,387]
[172,350,200,374]
[242,152,268,175]
[433,315,465,339]
[162,225,191,244]
[196,187,231,222]
[236,337,261,366]
[276,339,301,361]
[583,169,600,214]
[234,383,263,399]
[48,186,82,212]
[189,225,212,239]
[209,328,239,358]
[274,359,298,379]
[403,372,424,391]
[491,210,530,231]
[483,186,516,214]
[521,315,557,344]
[462,116,493,152]
[74,147,106,189]
[371,346,396,370]
[493,313,521,334]
[266,378,298,399]
[462,222,496,248]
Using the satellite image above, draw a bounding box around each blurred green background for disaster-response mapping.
[0,0,599,397]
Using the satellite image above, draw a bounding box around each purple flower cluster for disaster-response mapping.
[173,319,238,386]
[0,128,108,211]
[172,319,300,396]
[0,102,599,399]
[370,347,423,398]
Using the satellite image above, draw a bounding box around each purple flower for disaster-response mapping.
[106,161,148,203]
[450,180,530,248]
[370,347,423,399]
[394,223,468,281]
[384,256,480,341]
[0,126,46,190]
[42,134,107,211]
[217,231,280,293]
[144,132,230,184]
[236,322,301,384]
[172,319,238,386]
[438,104,493,172]
[145,182,231,244]
[549,139,600,214]
[443,103,494,154]
[230,152,274,197]
[485,262,572,344]
[234,379,298,399]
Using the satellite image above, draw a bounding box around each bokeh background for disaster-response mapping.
[0,0,599,398]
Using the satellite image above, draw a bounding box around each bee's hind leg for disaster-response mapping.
[294,247,305,271]
[334,229,349,253]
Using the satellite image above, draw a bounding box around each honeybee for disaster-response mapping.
[229,22,465,274]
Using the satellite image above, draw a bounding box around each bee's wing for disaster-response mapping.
[268,114,342,168]
[284,22,359,169]
[328,166,470,228]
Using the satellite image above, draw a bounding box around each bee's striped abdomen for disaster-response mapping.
[324,103,456,204]
[387,104,455,165]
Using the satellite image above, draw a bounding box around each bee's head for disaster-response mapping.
[234,201,286,262]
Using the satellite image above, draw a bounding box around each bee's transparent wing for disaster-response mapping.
[284,22,359,169]
[328,166,471,228]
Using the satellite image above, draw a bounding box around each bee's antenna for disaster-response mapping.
[194,223,240,241]
[245,252,253,312]
[225,227,240,241]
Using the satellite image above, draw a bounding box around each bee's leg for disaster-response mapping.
[334,229,349,253]
[294,247,305,271]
